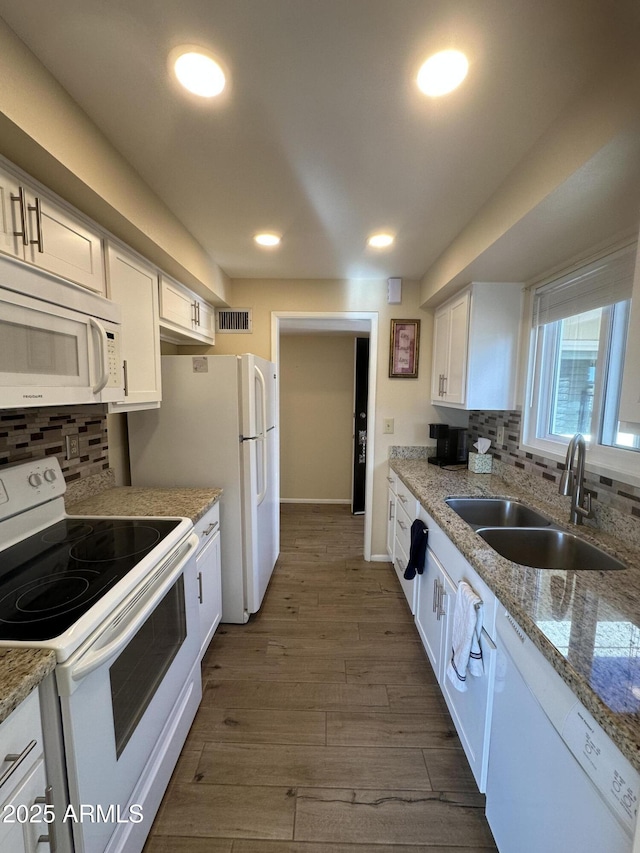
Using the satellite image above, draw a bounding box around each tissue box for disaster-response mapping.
[468,452,492,473]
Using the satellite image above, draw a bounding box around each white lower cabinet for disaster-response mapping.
[0,690,51,853]
[415,546,453,684]
[412,496,497,793]
[393,481,419,615]
[386,469,397,561]
[194,503,222,659]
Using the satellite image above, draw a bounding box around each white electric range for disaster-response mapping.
[0,458,202,853]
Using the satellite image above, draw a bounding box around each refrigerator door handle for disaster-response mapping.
[255,365,268,505]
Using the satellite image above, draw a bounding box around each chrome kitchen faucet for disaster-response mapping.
[558,433,593,525]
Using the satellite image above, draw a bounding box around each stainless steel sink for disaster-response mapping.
[476,527,626,571]
[445,497,552,529]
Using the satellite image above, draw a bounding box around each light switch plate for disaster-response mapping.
[496,425,505,445]
[383,418,394,434]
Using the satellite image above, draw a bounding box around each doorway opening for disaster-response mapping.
[271,312,378,561]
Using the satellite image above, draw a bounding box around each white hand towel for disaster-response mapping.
[446,581,484,693]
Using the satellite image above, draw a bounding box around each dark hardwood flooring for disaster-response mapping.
[144,503,498,851]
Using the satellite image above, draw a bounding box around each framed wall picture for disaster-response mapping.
[389,319,420,378]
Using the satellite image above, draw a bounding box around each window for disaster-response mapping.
[524,243,640,470]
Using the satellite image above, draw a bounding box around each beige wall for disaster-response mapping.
[181,277,464,558]
[0,18,229,304]
[280,334,356,502]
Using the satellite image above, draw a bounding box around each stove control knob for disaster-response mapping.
[43,469,57,483]
[28,473,43,488]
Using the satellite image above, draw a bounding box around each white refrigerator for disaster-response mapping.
[128,354,279,623]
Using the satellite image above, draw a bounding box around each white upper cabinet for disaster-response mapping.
[431,282,522,410]
[0,161,105,294]
[159,275,215,345]
[106,242,161,412]
[619,242,640,426]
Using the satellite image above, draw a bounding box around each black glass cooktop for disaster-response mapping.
[0,517,181,641]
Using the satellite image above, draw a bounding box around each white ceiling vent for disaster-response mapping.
[216,308,253,333]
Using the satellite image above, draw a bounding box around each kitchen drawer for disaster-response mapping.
[395,478,418,518]
[393,538,417,615]
[394,499,414,558]
[0,690,43,801]
[386,467,398,494]
[194,503,220,550]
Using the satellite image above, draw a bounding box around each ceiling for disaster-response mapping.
[0,0,638,283]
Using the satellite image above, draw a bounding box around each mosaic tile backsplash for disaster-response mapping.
[0,406,109,484]
[468,410,640,523]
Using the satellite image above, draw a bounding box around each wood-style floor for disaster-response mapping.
[144,504,498,852]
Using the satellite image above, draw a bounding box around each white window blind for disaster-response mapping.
[532,244,636,327]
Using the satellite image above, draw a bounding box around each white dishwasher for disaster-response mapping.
[486,606,639,853]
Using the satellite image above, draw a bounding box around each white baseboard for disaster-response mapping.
[280,498,351,505]
[370,553,393,562]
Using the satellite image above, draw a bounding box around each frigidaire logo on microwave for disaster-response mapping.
[23,394,44,398]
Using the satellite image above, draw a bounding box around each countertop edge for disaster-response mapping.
[0,649,56,725]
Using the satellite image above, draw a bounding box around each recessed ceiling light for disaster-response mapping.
[171,47,226,98]
[367,233,394,249]
[417,50,468,97]
[254,233,281,247]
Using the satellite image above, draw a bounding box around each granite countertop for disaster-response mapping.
[66,486,222,523]
[390,458,640,772]
[0,649,56,725]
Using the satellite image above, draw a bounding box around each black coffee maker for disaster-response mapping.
[428,423,468,467]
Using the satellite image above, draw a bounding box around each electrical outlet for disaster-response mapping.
[496,425,505,446]
[66,434,80,460]
[383,418,395,435]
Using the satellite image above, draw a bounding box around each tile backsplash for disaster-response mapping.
[0,406,109,484]
[468,410,640,523]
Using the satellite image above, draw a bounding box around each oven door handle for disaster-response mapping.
[70,533,198,683]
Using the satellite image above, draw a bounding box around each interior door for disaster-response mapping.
[351,337,369,514]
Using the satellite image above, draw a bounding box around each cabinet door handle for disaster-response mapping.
[191,301,198,325]
[197,571,203,604]
[10,186,28,246]
[123,359,129,397]
[35,785,57,852]
[203,521,219,536]
[437,584,446,620]
[0,739,37,791]
[388,500,394,521]
[196,302,201,326]
[433,578,438,613]
[28,196,44,253]
[442,375,447,396]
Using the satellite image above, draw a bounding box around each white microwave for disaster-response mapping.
[0,255,124,408]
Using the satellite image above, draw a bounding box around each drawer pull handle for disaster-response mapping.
[203,521,219,536]
[0,739,37,790]
[35,785,57,852]
[398,520,407,531]
[197,571,204,604]
[398,495,408,504]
